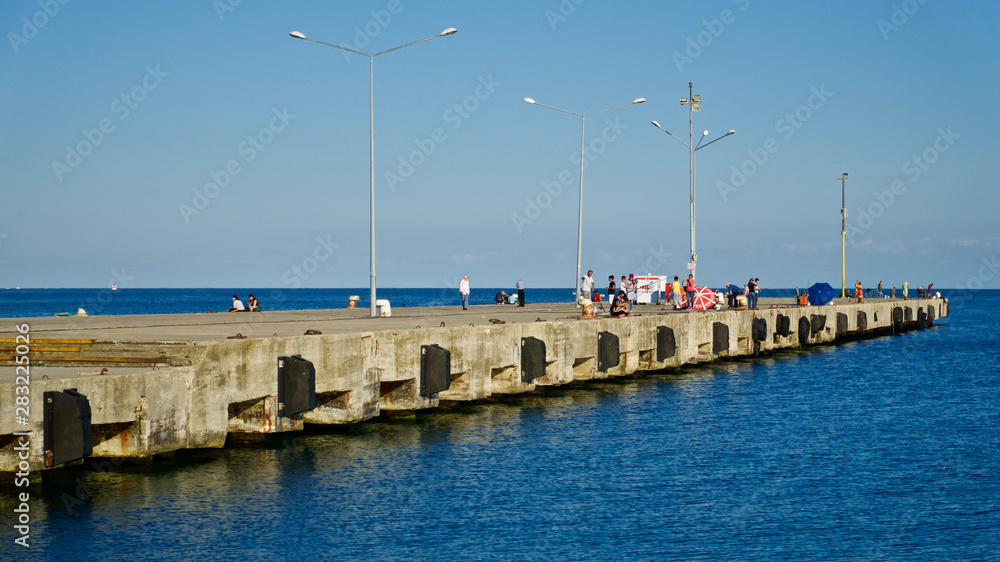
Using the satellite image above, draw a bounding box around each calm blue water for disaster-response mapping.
[1,287,820,318]
[4,292,999,560]
[0,287,577,318]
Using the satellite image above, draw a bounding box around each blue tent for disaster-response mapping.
[807,282,835,305]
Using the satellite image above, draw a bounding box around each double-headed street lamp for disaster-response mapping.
[523,96,646,303]
[839,172,848,298]
[650,82,734,281]
[289,27,457,317]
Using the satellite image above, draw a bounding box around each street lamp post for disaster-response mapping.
[522,96,646,303]
[650,82,734,281]
[839,173,848,298]
[289,27,457,317]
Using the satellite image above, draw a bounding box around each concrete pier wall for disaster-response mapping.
[1,299,948,473]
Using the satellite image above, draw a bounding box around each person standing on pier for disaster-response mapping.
[684,274,696,309]
[459,275,470,310]
[671,276,683,309]
[607,275,616,301]
[902,280,909,300]
[855,280,864,303]
[582,270,594,301]
[516,279,526,307]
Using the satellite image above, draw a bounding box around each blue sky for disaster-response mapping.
[2,0,998,290]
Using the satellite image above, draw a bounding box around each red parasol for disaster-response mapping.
[690,286,717,311]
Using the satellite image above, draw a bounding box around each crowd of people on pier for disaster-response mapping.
[723,278,761,309]
[853,280,940,302]
[220,274,941,317]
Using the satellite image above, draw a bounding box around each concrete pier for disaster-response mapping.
[1,297,948,474]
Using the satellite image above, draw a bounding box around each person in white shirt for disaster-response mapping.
[582,270,595,301]
[459,275,470,310]
[229,295,245,312]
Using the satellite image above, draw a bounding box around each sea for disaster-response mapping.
[0,286,815,318]
[3,289,999,560]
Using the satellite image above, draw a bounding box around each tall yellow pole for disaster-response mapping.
[839,173,848,299]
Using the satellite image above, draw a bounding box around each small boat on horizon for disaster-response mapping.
[111,284,117,290]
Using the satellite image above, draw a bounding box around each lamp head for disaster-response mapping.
[439,27,458,36]
[633,98,646,104]
[289,31,306,39]
[727,130,736,135]
[842,173,848,179]
[651,120,661,128]
[702,130,709,136]
[523,98,536,104]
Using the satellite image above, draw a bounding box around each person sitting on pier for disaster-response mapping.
[247,294,261,312]
[495,290,508,304]
[610,290,631,317]
[229,295,245,312]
